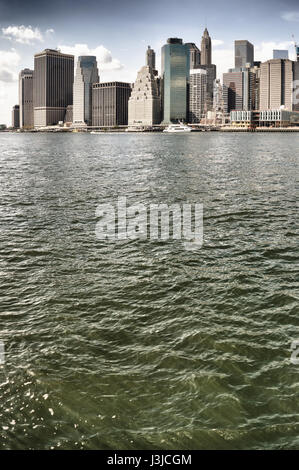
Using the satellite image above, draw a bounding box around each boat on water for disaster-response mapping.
[163,122,192,133]
[90,131,102,134]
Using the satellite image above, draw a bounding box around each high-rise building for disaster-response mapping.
[33,49,74,127]
[259,59,293,111]
[223,67,256,113]
[273,50,289,60]
[12,105,20,128]
[196,64,216,111]
[92,82,131,127]
[146,46,156,71]
[201,28,212,66]
[19,68,33,128]
[185,43,201,69]
[235,40,254,68]
[73,56,99,127]
[296,45,299,62]
[128,65,161,126]
[189,69,207,123]
[161,38,190,124]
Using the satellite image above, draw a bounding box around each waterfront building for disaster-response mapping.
[185,43,201,69]
[12,105,20,128]
[92,82,131,127]
[19,69,33,128]
[161,38,190,124]
[259,59,293,111]
[230,109,299,127]
[64,105,73,126]
[188,69,207,123]
[273,50,289,60]
[235,40,254,68]
[33,49,74,127]
[73,56,99,127]
[201,28,212,66]
[128,66,161,126]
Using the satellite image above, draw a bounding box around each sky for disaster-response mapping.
[0,0,299,125]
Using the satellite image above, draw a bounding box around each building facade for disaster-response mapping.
[161,38,190,124]
[185,43,201,69]
[19,68,34,128]
[73,56,99,127]
[146,46,156,71]
[12,105,20,128]
[188,69,207,123]
[201,28,212,66]
[235,40,254,68]
[33,49,74,127]
[259,59,293,111]
[128,66,161,126]
[273,50,289,59]
[92,82,131,127]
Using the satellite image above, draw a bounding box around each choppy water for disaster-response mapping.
[0,132,298,450]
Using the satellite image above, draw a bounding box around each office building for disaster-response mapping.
[259,59,293,111]
[33,49,74,127]
[185,43,201,69]
[128,65,161,126]
[235,40,254,68]
[73,56,99,127]
[19,68,33,128]
[161,38,190,123]
[273,50,289,60]
[92,82,131,127]
[189,69,207,123]
[12,105,20,128]
[146,46,156,71]
[201,28,212,66]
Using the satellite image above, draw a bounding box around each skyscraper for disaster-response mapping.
[161,38,190,124]
[189,69,207,123]
[73,56,99,127]
[128,66,161,126]
[19,68,33,128]
[33,49,74,127]
[201,28,212,66]
[92,82,132,127]
[146,46,156,71]
[223,67,256,113]
[260,59,293,111]
[185,43,201,69]
[235,40,254,68]
[12,105,20,128]
[273,50,289,60]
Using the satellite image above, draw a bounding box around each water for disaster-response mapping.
[0,132,298,450]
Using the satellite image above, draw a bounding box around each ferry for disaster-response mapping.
[163,122,192,133]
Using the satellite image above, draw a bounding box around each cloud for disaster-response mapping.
[58,43,123,71]
[0,48,21,82]
[281,11,299,22]
[46,28,55,34]
[212,39,224,47]
[2,25,44,44]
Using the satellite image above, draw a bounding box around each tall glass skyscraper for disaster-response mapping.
[73,56,99,126]
[161,38,190,124]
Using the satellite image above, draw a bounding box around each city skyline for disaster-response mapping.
[0,0,299,124]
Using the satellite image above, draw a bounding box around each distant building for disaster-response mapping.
[92,82,131,127]
[223,65,257,113]
[273,50,289,60]
[161,38,190,123]
[19,69,33,128]
[201,28,212,66]
[196,64,216,111]
[235,40,254,68]
[33,49,74,127]
[128,66,161,126]
[12,105,20,128]
[188,69,207,123]
[146,46,156,71]
[230,109,299,127]
[73,56,99,127]
[64,105,73,125]
[185,43,201,69]
[260,59,293,111]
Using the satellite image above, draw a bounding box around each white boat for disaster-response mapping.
[90,131,102,134]
[163,122,192,133]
